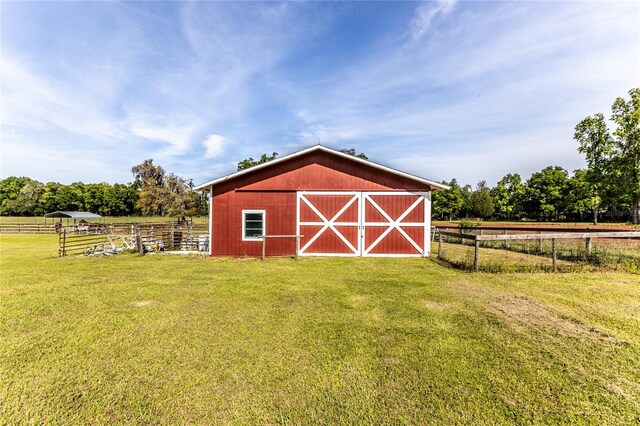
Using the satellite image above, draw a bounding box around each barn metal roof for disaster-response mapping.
[44,211,102,219]
[194,145,450,192]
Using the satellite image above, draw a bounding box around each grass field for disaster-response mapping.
[1,235,639,424]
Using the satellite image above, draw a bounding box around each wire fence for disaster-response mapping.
[435,228,640,273]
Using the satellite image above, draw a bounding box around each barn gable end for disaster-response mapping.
[211,150,433,196]
[196,145,447,258]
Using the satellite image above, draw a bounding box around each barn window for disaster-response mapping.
[242,210,265,240]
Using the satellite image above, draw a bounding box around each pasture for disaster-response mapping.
[1,235,639,424]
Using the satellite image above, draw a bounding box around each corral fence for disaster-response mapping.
[0,224,58,234]
[58,222,209,257]
[435,226,640,272]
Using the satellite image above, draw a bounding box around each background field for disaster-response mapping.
[0,216,209,225]
[1,235,639,424]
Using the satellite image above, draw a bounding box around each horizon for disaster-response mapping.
[2,1,639,187]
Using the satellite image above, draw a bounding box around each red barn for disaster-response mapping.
[194,145,448,257]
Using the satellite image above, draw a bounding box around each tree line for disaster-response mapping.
[433,88,639,224]
[0,160,208,218]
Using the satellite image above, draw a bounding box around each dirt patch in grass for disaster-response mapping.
[604,378,640,403]
[488,295,625,343]
[423,300,450,310]
[130,300,156,308]
[611,278,634,284]
[382,357,400,366]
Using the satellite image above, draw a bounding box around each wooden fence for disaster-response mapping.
[0,224,57,234]
[437,230,640,272]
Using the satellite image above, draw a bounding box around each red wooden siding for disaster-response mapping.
[212,191,297,256]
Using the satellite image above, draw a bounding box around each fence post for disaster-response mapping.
[58,229,62,256]
[136,226,145,256]
[171,222,175,250]
[295,235,300,260]
[438,233,443,259]
[552,238,557,272]
[62,229,67,257]
[537,231,543,252]
[585,237,592,256]
[474,239,479,271]
[261,236,266,261]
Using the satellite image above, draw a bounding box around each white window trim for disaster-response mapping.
[242,209,266,241]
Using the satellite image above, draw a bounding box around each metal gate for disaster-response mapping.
[296,191,430,257]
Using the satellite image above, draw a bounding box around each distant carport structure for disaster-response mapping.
[44,211,102,225]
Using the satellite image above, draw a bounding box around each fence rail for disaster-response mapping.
[435,225,635,233]
[0,224,57,234]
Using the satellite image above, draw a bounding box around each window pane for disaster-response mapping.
[244,212,264,238]
[245,228,262,237]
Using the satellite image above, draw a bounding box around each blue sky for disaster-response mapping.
[1,1,638,187]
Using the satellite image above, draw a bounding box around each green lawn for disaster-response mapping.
[1,236,639,424]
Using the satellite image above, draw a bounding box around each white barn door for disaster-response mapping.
[361,192,430,257]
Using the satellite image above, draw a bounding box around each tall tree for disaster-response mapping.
[38,182,62,215]
[432,179,465,220]
[10,179,45,216]
[339,148,368,160]
[470,181,495,219]
[491,173,525,220]
[568,169,600,222]
[54,182,84,212]
[0,177,37,216]
[132,159,168,216]
[524,166,570,221]
[611,88,640,224]
[574,113,614,223]
[237,152,279,171]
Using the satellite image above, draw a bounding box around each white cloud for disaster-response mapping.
[203,134,230,159]
[410,0,457,40]
[128,122,198,158]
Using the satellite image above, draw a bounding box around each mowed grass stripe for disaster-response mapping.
[1,235,639,424]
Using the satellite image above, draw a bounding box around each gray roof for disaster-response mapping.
[44,211,102,219]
